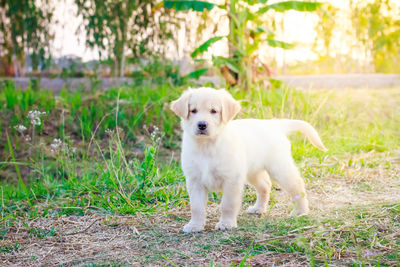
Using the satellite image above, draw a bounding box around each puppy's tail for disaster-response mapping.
[281,120,327,151]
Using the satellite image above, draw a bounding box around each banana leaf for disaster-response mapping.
[266,39,294,49]
[164,0,215,11]
[185,68,209,79]
[258,1,321,14]
[191,36,225,58]
[212,56,240,73]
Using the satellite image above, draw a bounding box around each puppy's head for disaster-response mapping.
[170,87,240,138]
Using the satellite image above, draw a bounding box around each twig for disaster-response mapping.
[56,206,84,210]
[351,230,358,245]
[257,233,300,243]
[288,225,316,233]
[41,246,54,261]
[257,228,319,243]
[131,226,140,235]
[383,232,400,239]
[64,218,102,236]
[61,219,85,225]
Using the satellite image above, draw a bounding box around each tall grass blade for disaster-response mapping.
[6,131,30,203]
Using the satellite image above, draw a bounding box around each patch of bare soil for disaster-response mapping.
[2,152,400,266]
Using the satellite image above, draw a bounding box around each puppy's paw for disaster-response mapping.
[290,208,309,218]
[216,221,237,231]
[246,205,266,215]
[183,222,204,233]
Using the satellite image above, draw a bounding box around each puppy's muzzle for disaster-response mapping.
[197,121,208,135]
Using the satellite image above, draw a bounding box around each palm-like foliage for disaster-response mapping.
[165,0,321,89]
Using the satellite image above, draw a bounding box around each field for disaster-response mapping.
[0,79,399,266]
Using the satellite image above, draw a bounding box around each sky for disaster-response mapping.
[52,0,99,61]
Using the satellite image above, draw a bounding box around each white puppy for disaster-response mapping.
[170,87,326,233]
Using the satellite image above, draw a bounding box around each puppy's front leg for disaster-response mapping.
[216,180,244,231]
[184,181,208,233]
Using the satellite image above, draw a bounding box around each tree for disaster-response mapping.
[76,0,176,77]
[350,0,400,73]
[0,0,54,76]
[165,0,321,89]
[313,3,338,58]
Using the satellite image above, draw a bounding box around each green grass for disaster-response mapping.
[0,80,399,265]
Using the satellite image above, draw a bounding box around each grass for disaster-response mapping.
[0,79,399,265]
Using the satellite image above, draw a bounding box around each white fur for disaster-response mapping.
[170,87,326,233]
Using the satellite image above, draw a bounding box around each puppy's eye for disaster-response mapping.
[211,109,217,114]
[191,109,197,114]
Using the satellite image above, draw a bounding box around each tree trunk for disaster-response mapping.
[227,0,235,59]
[114,57,119,77]
[120,41,125,78]
[12,52,19,77]
[120,53,125,78]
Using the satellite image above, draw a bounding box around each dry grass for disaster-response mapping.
[2,151,399,266]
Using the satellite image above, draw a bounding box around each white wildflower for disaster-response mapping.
[14,125,27,134]
[51,138,62,148]
[27,110,46,126]
[151,126,159,138]
[50,138,76,154]
[50,138,63,154]
[105,129,113,136]
[149,125,164,145]
[24,135,31,142]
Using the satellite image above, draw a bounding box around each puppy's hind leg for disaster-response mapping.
[247,170,272,214]
[268,160,309,217]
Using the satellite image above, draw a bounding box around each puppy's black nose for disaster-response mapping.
[197,121,207,130]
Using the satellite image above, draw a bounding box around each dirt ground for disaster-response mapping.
[2,151,399,266]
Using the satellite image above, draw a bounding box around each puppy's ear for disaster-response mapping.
[170,89,192,119]
[220,90,241,123]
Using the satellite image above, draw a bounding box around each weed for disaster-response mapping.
[0,242,21,253]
